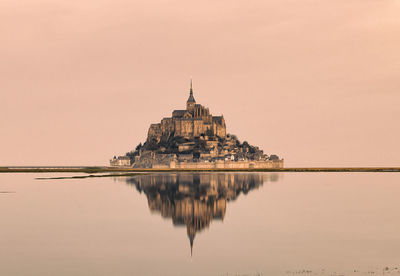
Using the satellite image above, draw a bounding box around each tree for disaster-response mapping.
[269,154,279,161]
[249,146,256,154]
[146,138,159,151]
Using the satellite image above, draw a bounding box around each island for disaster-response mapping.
[110,81,283,169]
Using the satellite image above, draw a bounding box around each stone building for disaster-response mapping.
[110,156,131,167]
[147,81,226,143]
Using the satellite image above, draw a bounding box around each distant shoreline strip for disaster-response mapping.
[0,167,399,173]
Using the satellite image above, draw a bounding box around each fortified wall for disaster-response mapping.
[152,159,284,169]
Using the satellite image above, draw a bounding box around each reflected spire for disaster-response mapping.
[190,234,194,257]
[188,198,196,257]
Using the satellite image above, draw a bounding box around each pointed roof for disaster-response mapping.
[187,200,196,258]
[187,79,196,103]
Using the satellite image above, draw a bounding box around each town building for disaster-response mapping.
[110,156,131,167]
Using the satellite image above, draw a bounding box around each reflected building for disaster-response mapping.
[124,173,279,256]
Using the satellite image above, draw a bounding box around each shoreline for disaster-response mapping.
[0,167,399,173]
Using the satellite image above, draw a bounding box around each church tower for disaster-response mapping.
[186,79,196,112]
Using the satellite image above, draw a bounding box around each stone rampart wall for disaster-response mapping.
[170,160,283,169]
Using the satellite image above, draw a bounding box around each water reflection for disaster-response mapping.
[122,173,280,256]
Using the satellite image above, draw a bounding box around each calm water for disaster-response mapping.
[1,172,400,276]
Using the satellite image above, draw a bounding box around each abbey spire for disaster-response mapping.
[186,79,196,111]
[187,79,196,103]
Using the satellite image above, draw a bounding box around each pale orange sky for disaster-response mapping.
[1,0,399,167]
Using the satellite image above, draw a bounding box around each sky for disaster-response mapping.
[1,0,399,167]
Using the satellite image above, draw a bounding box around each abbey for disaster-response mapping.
[147,81,226,143]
